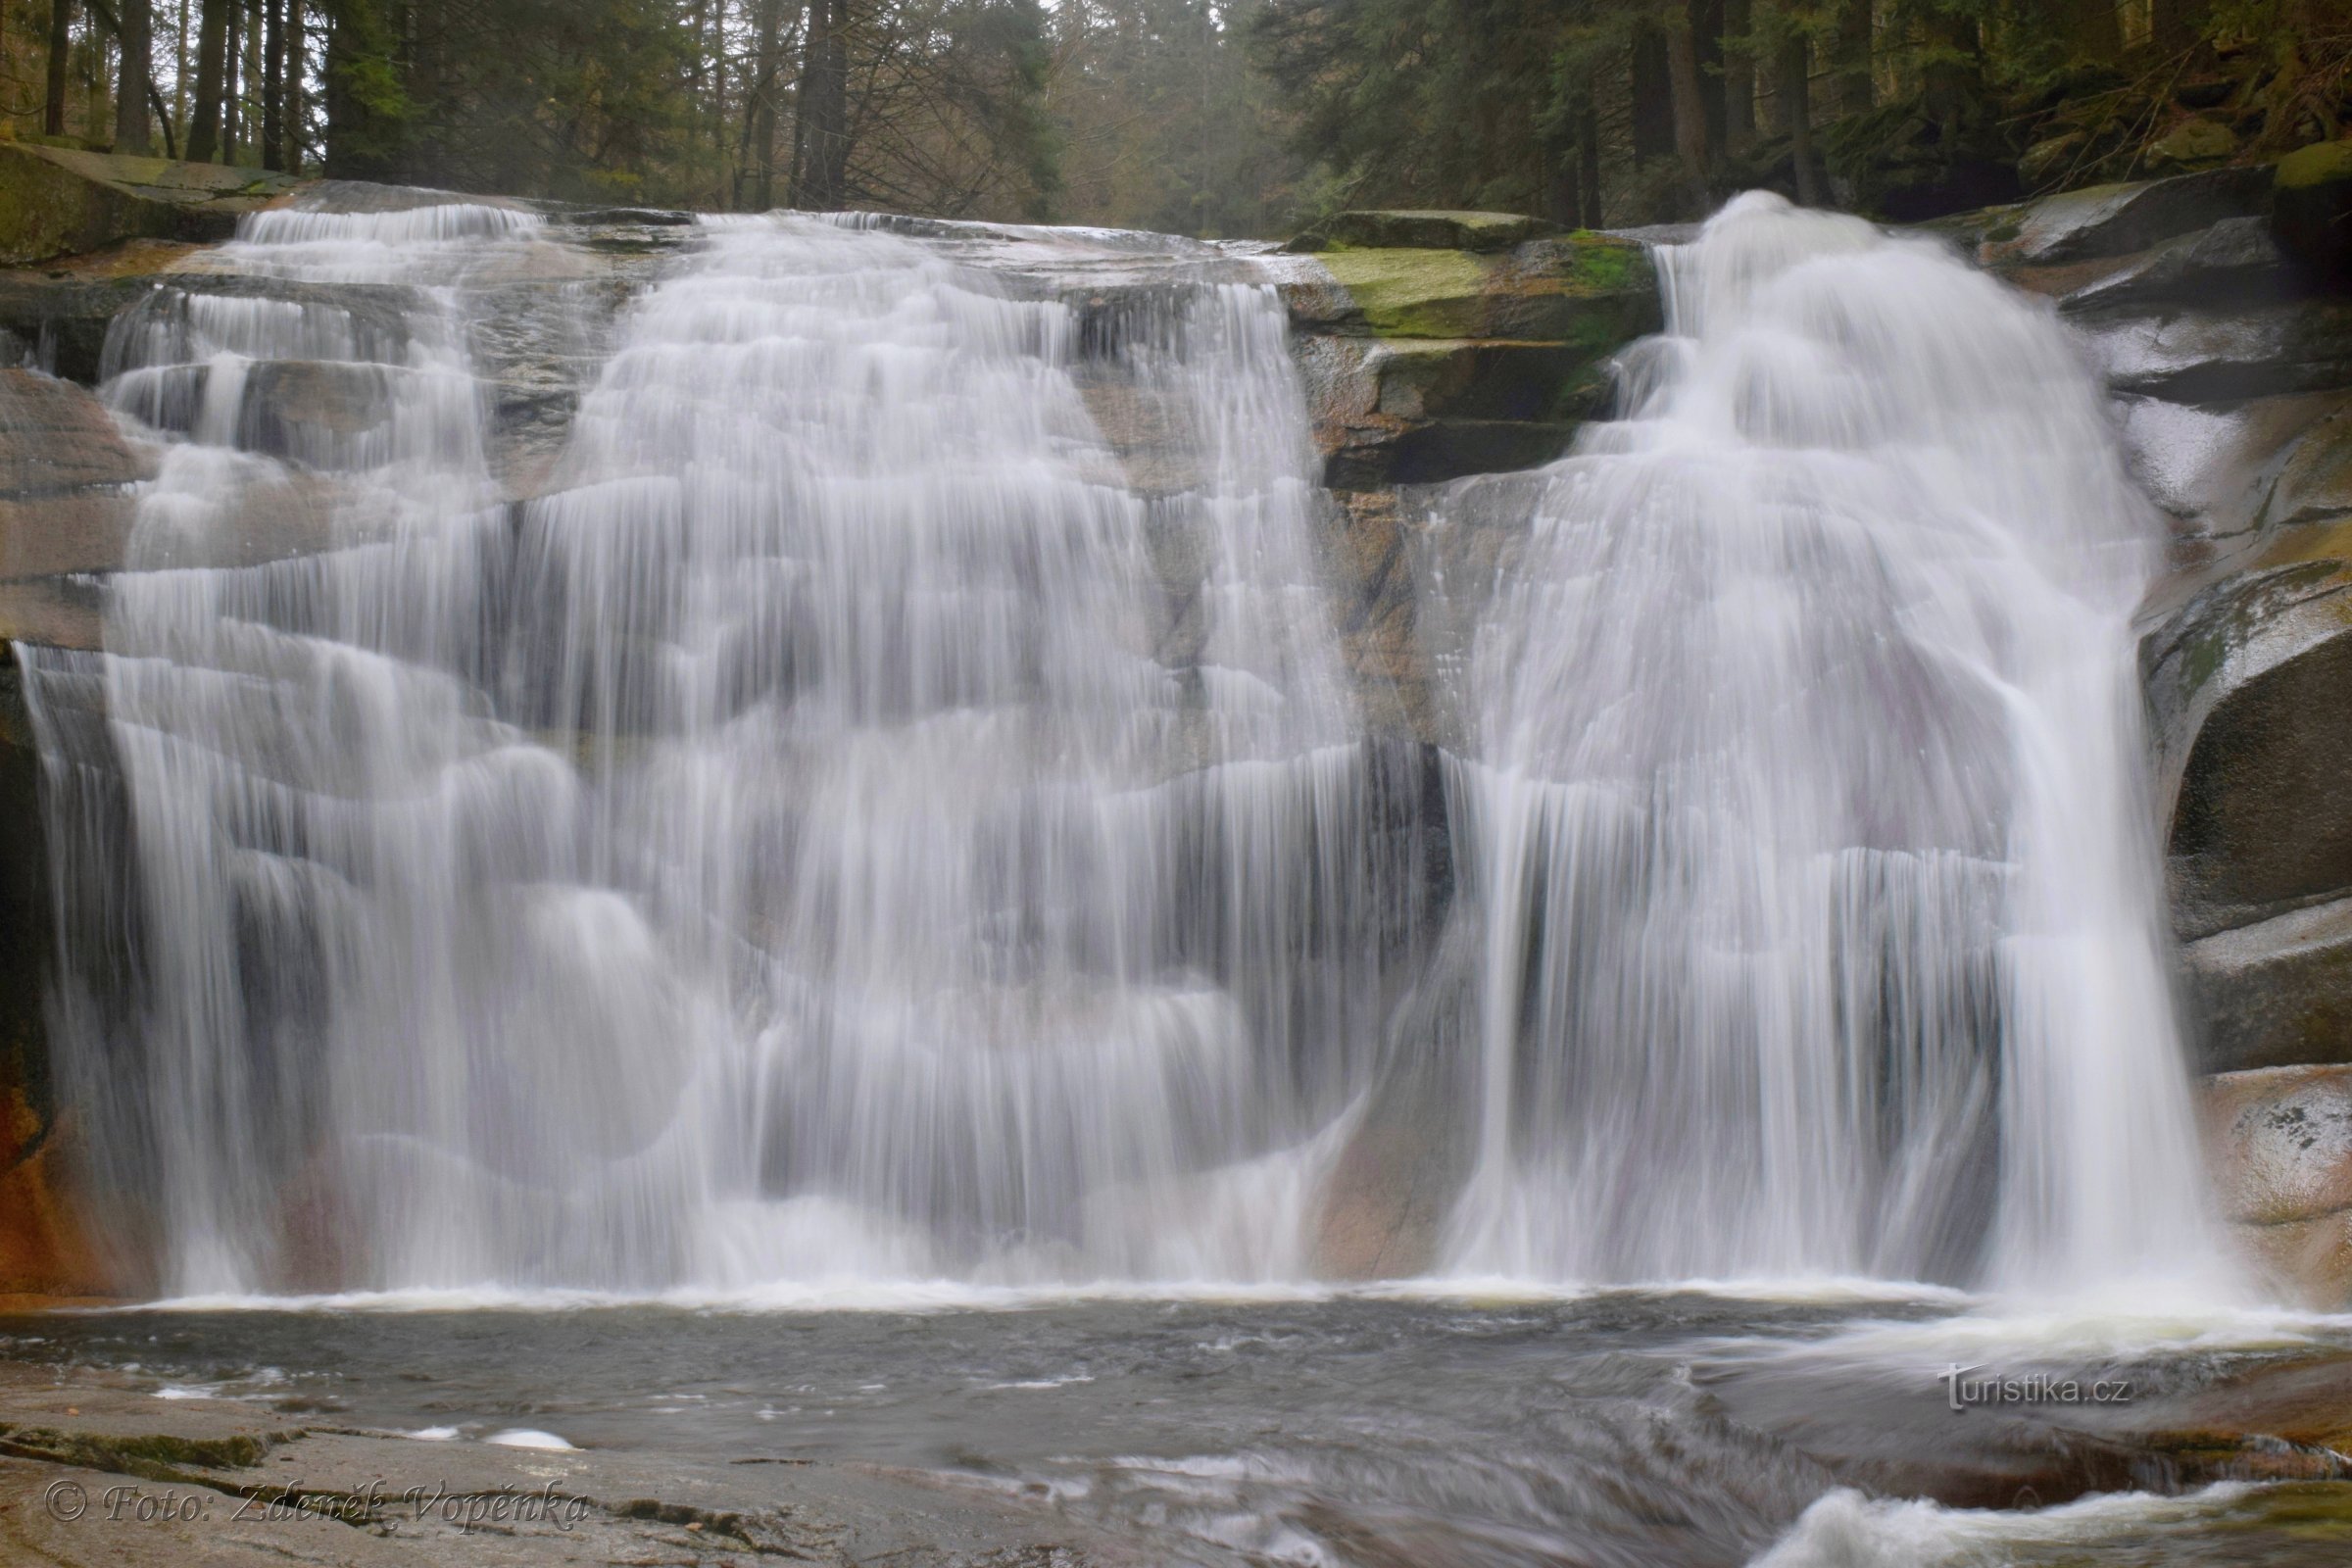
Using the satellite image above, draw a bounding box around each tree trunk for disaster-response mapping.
[1778,30,1819,205]
[746,0,786,209]
[116,0,154,153]
[1832,0,1871,117]
[44,0,75,137]
[1578,100,1603,226]
[260,0,282,169]
[791,0,850,210]
[1922,11,1980,136]
[1663,11,1713,207]
[2150,0,2208,51]
[2066,0,2120,63]
[187,0,227,162]
[1631,22,1674,165]
[1723,0,1754,155]
[279,0,302,172]
[220,0,240,161]
[1690,0,1726,154]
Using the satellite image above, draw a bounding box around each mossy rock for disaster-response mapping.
[1286,209,1561,255]
[2148,118,2239,172]
[2276,139,2352,287]
[1314,231,1657,343]
[0,142,301,267]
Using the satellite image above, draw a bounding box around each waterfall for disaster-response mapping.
[24,199,1416,1296]
[22,188,2229,1301]
[1434,193,2221,1294]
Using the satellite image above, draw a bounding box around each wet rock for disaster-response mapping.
[2142,520,2352,940]
[1286,209,1562,255]
[2202,1065,2352,1225]
[2117,391,2348,544]
[2185,902,2352,1073]
[0,271,167,385]
[1974,166,2273,270]
[0,370,148,606]
[2274,137,2352,287]
[2059,217,2293,316]
[1312,914,1479,1280]
[2088,298,2352,404]
[1286,233,1658,492]
[0,144,303,268]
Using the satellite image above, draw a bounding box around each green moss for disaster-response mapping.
[1553,232,1647,294]
[2278,139,2352,192]
[1318,248,1498,338]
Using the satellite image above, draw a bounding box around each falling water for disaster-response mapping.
[24,196,1416,1296]
[24,187,2229,1301]
[1436,193,2219,1293]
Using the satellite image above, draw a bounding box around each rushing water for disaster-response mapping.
[25,198,1415,1296]
[6,1293,2349,1566]
[1435,193,2219,1295]
[20,187,2226,1312]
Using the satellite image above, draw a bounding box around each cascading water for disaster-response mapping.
[21,186,2230,1304]
[23,196,1415,1296]
[1434,192,2220,1294]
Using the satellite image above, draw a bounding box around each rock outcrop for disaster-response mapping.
[0,143,301,268]
[2202,1065,2352,1308]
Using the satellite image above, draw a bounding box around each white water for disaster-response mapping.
[1436,193,2224,1296]
[21,189,2228,1303]
[25,198,1408,1295]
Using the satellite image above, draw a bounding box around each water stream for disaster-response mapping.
[7,186,2311,1567]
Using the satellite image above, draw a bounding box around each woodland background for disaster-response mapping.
[0,1,2347,235]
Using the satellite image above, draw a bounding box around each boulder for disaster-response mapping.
[1972,166,2273,270]
[2185,900,2352,1072]
[2144,519,2352,942]
[0,369,148,603]
[0,143,302,268]
[2274,137,2352,287]
[2202,1065,2352,1306]
[2144,118,2238,172]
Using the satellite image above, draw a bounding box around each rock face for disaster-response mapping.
[1277,218,1660,492]
[1955,166,2352,1083]
[0,143,301,268]
[2274,137,2352,286]
[2202,1066,2352,1307]
[1263,212,1661,752]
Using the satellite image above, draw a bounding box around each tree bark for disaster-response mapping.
[261,0,282,169]
[279,0,303,172]
[187,0,227,161]
[790,0,850,210]
[2150,0,2209,51]
[1832,0,1871,117]
[1690,0,1726,153]
[1578,100,1603,227]
[1778,30,1819,205]
[2065,0,2121,62]
[1631,22,1673,165]
[116,0,154,152]
[1663,10,1713,207]
[746,0,786,209]
[1922,10,1980,136]
[1723,0,1754,154]
[220,0,241,161]
[45,0,75,137]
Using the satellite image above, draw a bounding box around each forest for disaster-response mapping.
[0,2,2347,237]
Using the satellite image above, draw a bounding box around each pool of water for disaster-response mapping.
[6,1288,2350,1565]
